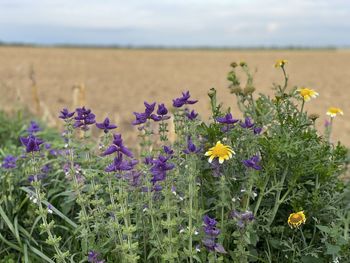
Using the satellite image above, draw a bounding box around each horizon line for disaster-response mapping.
[0,41,349,51]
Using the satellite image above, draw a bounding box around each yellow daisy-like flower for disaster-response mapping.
[326,107,344,118]
[204,141,235,164]
[288,211,306,229]
[297,87,319,102]
[274,59,288,68]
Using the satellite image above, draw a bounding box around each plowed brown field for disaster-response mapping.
[0,47,349,146]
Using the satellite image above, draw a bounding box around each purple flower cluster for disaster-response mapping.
[87,251,105,263]
[172,91,198,108]
[20,135,44,153]
[2,155,17,169]
[150,155,175,188]
[105,153,138,173]
[27,121,42,134]
[243,155,262,170]
[230,210,254,229]
[74,107,96,130]
[216,113,239,132]
[132,102,170,125]
[59,108,75,120]
[163,145,174,155]
[186,109,198,121]
[240,117,262,135]
[103,133,139,186]
[103,134,133,157]
[183,136,200,154]
[202,215,226,254]
[96,117,117,133]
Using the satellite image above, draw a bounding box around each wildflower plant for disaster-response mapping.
[0,61,348,263]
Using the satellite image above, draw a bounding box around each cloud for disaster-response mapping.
[0,0,349,46]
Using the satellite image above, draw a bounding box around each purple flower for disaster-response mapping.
[216,113,239,125]
[230,210,254,229]
[324,119,331,128]
[203,215,218,228]
[150,155,175,184]
[74,107,96,130]
[172,91,198,108]
[150,103,171,122]
[243,155,262,170]
[59,108,75,119]
[124,170,142,187]
[132,101,158,125]
[132,112,149,125]
[240,117,254,129]
[96,117,117,133]
[183,136,200,154]
[153,184,163,192]
[103,134,133,157]
[144,156,154,165]
[41,164,52,174]
[87,251,105,263]
[186,110,198,120]
[105,153,138,172]
[27,121,42,134]
[163,145,174,155]
[144,101,156,115]
[2,155,17,169]
[28,173,47,183]
[20,135,44,153]
[253,126,262,135]
[202,215,226,254]
[157,103,168,116]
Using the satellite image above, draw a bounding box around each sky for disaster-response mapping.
[0,0,349,47]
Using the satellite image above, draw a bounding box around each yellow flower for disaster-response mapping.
[204,141,235,164]
[326,107,344,118]
[274,59,288,68]
[288,211,306,228]
[297,87,319,102]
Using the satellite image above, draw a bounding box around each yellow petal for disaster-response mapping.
[204,151,212,156]
[219,157,224,164]
[208,156,215,163]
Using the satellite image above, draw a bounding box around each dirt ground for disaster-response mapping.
[0,47,349,146]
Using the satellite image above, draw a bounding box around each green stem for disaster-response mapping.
[299,228,307,248]
[268,167,289,227]
[31,155,67,262]
[188,173,194,263]
[107,177,123,245]
[300,100,305,116]
[281,66,288,94]
[254,174,271,215]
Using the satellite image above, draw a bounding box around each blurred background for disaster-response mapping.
[0,0,349,145]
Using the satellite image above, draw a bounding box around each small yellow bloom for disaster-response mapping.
[204,141,235,164]
[326,107,344,118]
[288,211,306,228]
[297,87,319,102]
[274,59,288,68]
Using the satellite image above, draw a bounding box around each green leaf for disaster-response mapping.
[325,243,341,255]
[0,205,16,236]
[301,256,324,263]
[29,245,55,263]
[316,225,331,234]
[20,186,77,228]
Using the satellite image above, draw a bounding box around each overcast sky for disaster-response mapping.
[0,0,349,47]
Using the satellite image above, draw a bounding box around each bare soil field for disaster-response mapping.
[0,47,349,146]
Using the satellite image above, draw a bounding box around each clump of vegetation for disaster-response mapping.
[1,61,349,263]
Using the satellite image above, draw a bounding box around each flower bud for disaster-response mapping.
[239,61,247,67]
[230,62,238,68]
[243,86,256,95]
[230,86,242,95]
[308,113,320,121]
